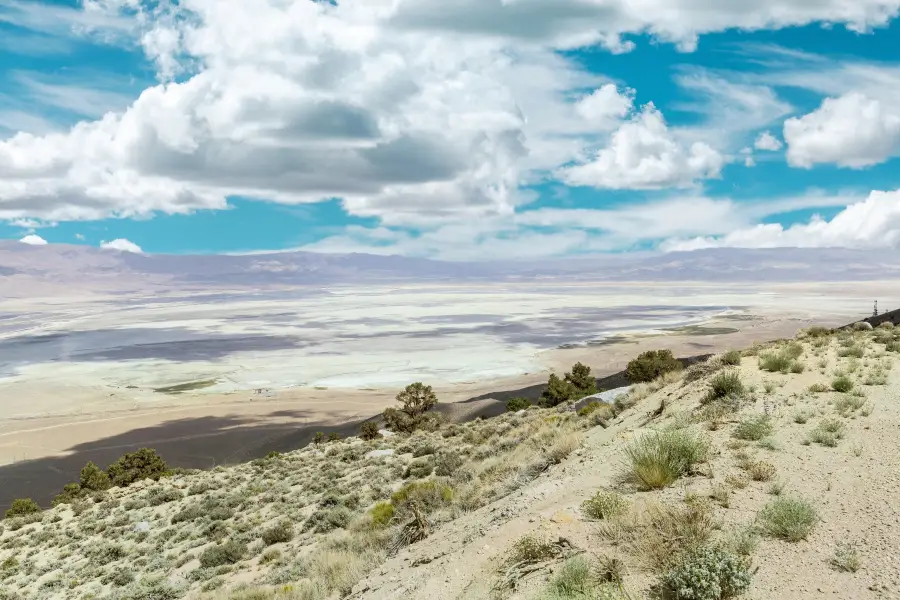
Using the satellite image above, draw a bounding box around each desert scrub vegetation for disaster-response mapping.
[623,428,710,489]
[0,384,593,600]
[581,490,627,520]
[626,349,683,383]
[659,546,752,600]
[756,497,818,542]
[807,418,847,447]
[704,370,745,404]
[831,375,854,393]
[732,414,773,441]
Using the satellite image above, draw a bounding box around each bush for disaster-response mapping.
[721,350,742,366]
[79,462,111,492]
[106,448,168,487]
[659,546,752,600]
[624,429,709,489]
[369,501,395,528]
[705,371,744,403]
[261,521,293,546]
[732,415,773,441]
[808,382,828,393]
[171,505,204,524]
[199,541,247,568]
[147,487,183,506]
[359,421,381,440]
[566,362,598,398]
[831,375,853,393]
[756,497,818,542]
[390,480,453,513]
[52,483,84,506]
[4,498,40,520]
[506,397,532,412]
[581,491,627,520]
[547,556,593,596]
[808,418,846,447]
[626,349,683,384]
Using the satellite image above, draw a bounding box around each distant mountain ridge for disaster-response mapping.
[1,242,899,297]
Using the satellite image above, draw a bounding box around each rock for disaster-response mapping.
[366,449,395,458]
[378,429,397,437]
[134,521,150,532]
[515,409,526,416]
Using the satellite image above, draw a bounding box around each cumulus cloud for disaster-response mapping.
[754,131,782,151]
[558,103,724,189]
[19,234,47,245]
[784,93,900,168]
[100,238,142,253]
[662,189,900,251]
[3,0,893,227]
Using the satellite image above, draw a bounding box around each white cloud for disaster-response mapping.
[754,131,782,151]
[75,233,85,240]
[303,192,862,260]
[662,189,900,250]
[100,238,142,252]
[784,93,900,168]
[558,103,724,190]
[575,84,633,126]
[19,234,47,245]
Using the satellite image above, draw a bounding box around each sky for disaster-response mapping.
[1,0,900,259]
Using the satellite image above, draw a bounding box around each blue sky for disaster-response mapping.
[1,0,900,259]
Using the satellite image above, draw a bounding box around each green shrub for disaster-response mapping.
[805,326,831,337]
[721,350,742,366]
[626,349,683,384]
[624,429,709,489]
[506,397,532,412]
[886,340,900,353]
[434,452,464,477]
[171,505,204,525]
[733,415,773,441]
[52,483,84,506]
[79,462,111,492]
[509,534,557,563]
[4,498,40,520]
[396,382,438,416]
[756,497,818,542]
[106,448,168,487]
[261,521,293,546]
[808,383,828,393]
[390,480,453,512]
[359,421,381,440]
[547,556,593,596]
[831,376,854,392]
[199,541,247,568]
[808,418,846,447]
[581,491,627,520]
[660,546,752,600]
[404,457,435,479]
[369,501,394,528]
[147,487,183,506]
[705,371,744,403]
[758,352,791,372]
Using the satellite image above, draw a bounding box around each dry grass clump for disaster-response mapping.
[831,543,862,572]
[806,417,846,448]
[831,375,854,393]
[755,497,818,542]
[732,415,773,442]
[745,461,777,482]
[581,491,628,520]
[623,429,710,490]
[682,355,726,383]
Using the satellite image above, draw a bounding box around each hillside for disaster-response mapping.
[2,323,900,599]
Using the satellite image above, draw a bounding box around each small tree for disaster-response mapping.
[565,362,597,398]
[541,373,578,407]
[80,461,111,492]
[313,432,326,446]
[396,382,438,417]
[506,397,532,412]
[359,421,381,440]
[625,349,683,383]
[106,448,168,488]
[4,498,40,520]
[327,432,341,442]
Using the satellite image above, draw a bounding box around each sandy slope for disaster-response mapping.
[351,337,900,600]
